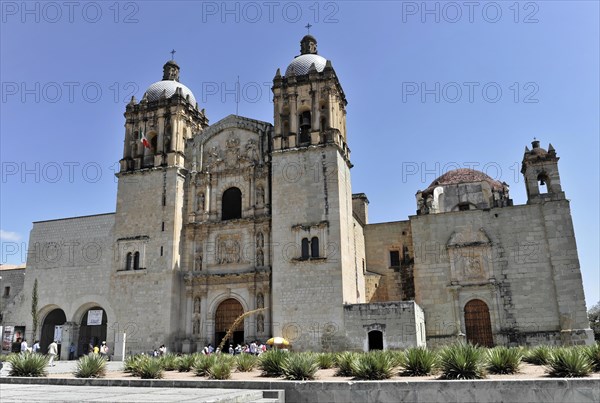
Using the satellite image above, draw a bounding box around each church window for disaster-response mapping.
[161,222,165,231]
[389,250,400,267]
[160,246,163,256]
[299,111,311,143]
[301,238,310,259]
[133,251,140,270]
[4,286,10,297]
[125,252,132,270]
[222,187,242,220]
[537,173,549,194]
[458,203,470,211]
[311,237,320,258]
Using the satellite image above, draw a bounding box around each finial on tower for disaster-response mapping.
[305,23,312,34]
[162,59,180,82]
[170,49,176,60]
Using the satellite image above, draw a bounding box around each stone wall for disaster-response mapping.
[410,199,593,346]
[0,266,25,322]
[344,301,425,350]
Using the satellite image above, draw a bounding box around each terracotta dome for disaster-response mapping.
[422,168,504,195]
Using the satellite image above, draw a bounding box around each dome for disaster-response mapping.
[422,168,504,195]
[285,53,327,76]
[144,80,196,105]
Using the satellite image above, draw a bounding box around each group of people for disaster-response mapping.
[88,341,110,359]
[19,338,59,366]
[202,340,267,356]
[151,344,167,357]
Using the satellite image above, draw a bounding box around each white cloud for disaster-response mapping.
[0,230,22,242]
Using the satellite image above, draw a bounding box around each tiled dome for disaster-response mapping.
[285,53,327,76]
[145,80,196,105]
[422,168,504,195]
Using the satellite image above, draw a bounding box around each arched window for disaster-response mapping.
[301,238,310,259]
[133,251,140,270]
[222,187,242,220]
[125,252,132,270]
[299,111,311,143]
[311,237,320,258]
[537,173,549,194]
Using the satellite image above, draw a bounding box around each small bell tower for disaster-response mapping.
[521,139,565,203]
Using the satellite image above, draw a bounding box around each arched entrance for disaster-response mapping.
[215,298,244,347]
[41,308,66,355]
[464,299,494,347]
[77,307,107,355]
[368,330,384,351]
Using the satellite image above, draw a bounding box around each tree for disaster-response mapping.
[31,279,39,339]
[588,301,600,342]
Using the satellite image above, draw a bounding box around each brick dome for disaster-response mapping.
[422,168,504,195]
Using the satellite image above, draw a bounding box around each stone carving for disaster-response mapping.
[194,245,203,271]
[246,139,258,162]
[193,319,200,334]
[194,297,201,313]
[217,237,241,264]
[225,135,241,168]
[256,232,264,248]
[256,186,265,206]
[257,313,264,333]
[206,146,222,166]
[256,249,264,266]
[197,192,205,212]
[256,293,264,308]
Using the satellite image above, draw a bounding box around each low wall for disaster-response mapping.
[1,377,598,402]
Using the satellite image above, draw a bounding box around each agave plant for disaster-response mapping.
[546,347,592,378]
[316,352,336,369]
[400,347,438,376]
[334,351,359,377]
[207,355,235,380]
[259,349,288,377]
[439,342,486,380]
[281,353,320,380]
[352,351,395,380]
[193,354,218,377]
[158,353,178,371]
[7,353,49,377]
[137,356,164,379]
[583,343,600,372]
[485,346,522,375]
[176,354,197,372]
[523,345,552,365]
[74,354,107,378]
[236,353,258,372]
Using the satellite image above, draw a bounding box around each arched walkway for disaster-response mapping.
[368,330,383,351]
[40,308,66,354]
[464,299,494,347]
[215,298,244,347]
[77,307,107,355]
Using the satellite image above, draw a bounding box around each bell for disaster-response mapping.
[539,179,546,186]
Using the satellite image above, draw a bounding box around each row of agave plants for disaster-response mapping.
[4,342,600,380]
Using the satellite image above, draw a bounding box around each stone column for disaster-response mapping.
[59,322,78,361]
[290,93,298,134]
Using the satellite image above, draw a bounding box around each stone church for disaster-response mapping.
[1,35,593,359]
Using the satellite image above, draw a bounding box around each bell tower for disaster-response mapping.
[521,139,565,203]
[270,36,364,351]
[111,60,208,353]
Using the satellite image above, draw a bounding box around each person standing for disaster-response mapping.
[48,340,58,367]
[100,341,109,359]
[69,343,76,360]
[32,340,40,353]
[158,344,166,356]
[20,339,28,354]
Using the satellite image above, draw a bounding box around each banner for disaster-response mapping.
[87,310,103,326]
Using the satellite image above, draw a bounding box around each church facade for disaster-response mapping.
[1,35,593,358]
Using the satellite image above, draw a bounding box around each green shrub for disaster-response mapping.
[236,353,258,372]
[7,353,49,377]
[439,342,486,380]
[317,352,336,369]
[159,353,178,371]
[74,354,107,378]
[137,356,164,379]
[523,345,552,365]
[485,346,522,375]
[123,355,145,376]
[352,351,395,380]
[335,352,359,377]
[546,348,592,378]
[388,350,407,368]
[259,350,287,377]
[176,355,197,372]
[583,343,600,372]
[207,356,234,380]
[400,347,438,376]
[193,354,218,377]
[282,353,320,380]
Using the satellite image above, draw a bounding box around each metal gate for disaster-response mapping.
[464,299,494,347]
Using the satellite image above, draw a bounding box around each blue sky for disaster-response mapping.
[1,1,598,307]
